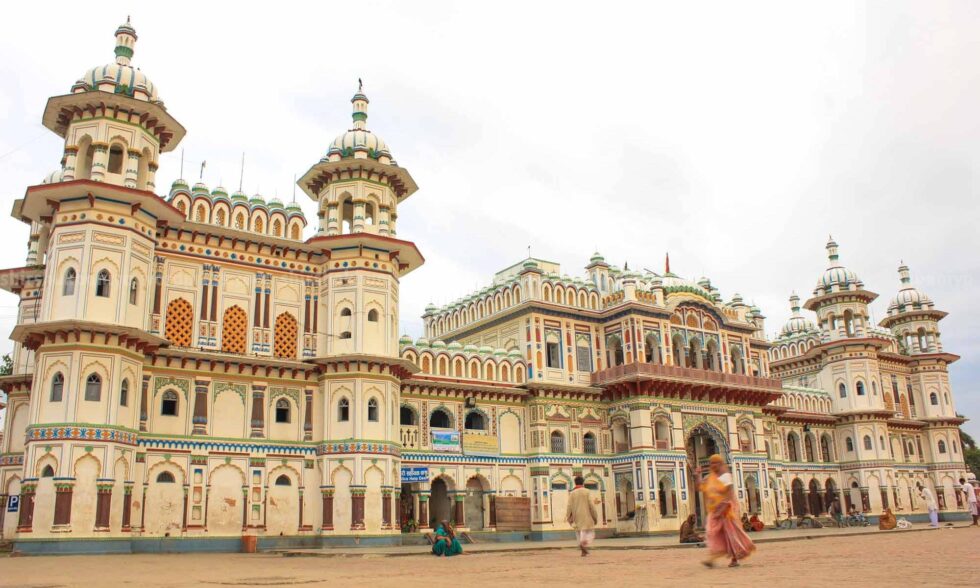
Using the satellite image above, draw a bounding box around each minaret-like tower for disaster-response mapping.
[298,84,423,533]
[804,237,876,341]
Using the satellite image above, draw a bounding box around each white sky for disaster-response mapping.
[1,1,978,436]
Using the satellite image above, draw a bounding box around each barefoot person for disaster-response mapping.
[960,478,978,526]
[917,483,939,528]
[431,520,463,557]
[697,454,756,568]
[566,475,598,556]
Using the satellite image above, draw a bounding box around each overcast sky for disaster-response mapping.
[1,1,978,436]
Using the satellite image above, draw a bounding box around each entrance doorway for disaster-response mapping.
[465,477,487,531]
[685,423,727,527]
[430,477,453,527]
[400,483,415,531]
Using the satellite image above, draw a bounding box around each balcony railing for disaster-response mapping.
[400,425,420,450]
[591,361,782,390]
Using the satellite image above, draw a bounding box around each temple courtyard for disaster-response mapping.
[1,525,976,587]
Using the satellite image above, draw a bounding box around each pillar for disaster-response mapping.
[241,486,249,531]
[53,481,74,528]
[63,145,78,181]
[140,376,150,432]
[0,493,6,537]
[17,482,36,532]
[352,200,365,233]
[417,492,430,529]
[182,485,189,531]
[378,205,390,236]
[121,483,133,532]
[94,481,113,531]
[488,493,497,528]
[250,388,265,438]
[326,203,339,235]
[125,149,140,188]
[395,489,402,529]
[860,487,871,512]
[91,142,109,182]
[298,489,309,531]
[350,486,366,530]
[453,492,465,527]
[147,160,158,192]
[382,488,392,529]
[320,487,334,531]
[192,380,209,435]
[303,390,313,442]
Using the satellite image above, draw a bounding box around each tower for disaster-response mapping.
[297,83,423,532]
[804,237,876,342]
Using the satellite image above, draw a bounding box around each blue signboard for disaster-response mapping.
[401,466,429,483]
[7,495,19,512]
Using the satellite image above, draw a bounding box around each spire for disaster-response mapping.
[898,262,911,285]
[826,235,840,266]
[351,80,369,131]
[665,252,670,274]
[789,292,801,315]
[114,16,137,66]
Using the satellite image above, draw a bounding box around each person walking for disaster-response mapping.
[566,475,599,556]
[959,478,978,526]
[696,454,756,568]
[917,483,939,528]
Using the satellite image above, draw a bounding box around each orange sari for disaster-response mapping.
[701,473,756,560]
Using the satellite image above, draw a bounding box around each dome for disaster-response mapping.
[779,294,817,338]
[414,337,430,348]
[325,82,394,163]
[478,345,493,354]
[887,264,935,315]
[248,194,266,206]
[398,334,413,346]
[463,344,478,353]
[493,348,506,357]
[286,201,302,212]
[191,182,209,195]
[211,186,229,199]
[589,251,606,264]
[447,341,462,351]
[42,169,65,184]
[171,178,189,191]
[431,340,447,349]
[814,237,863,296]
[268,198,284,209]
[507,349,523,359]
[73,18,161,105]
[231,190,248,202]
[424,302,437,314]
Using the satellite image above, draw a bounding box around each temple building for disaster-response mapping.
[0,20,971,552]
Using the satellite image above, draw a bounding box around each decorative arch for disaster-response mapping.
[164,297,194,347]
[273,312,298,359]
[221,305,248,354]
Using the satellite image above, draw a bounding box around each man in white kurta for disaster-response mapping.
[960,478,978,526]
[917,483,938,528]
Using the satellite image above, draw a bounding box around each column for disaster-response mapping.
[124,149,140,188]
[182,485,189,531]
[860,487,871,512]
[192,380,209,435]
[91,142,109,182]
[488,492,497,529]
[378,205,390,236]
[146,160,158,192]
[352,200,365,233]
[350,486,366,530]
[140,375,150,432]
[389,211,397,236]
[453,492,465,527]
[121,483,133,532]
[0,493,6,537]
[53,481,74,528]
[382,487,392,529]
[394,489,402,530]
[94,481,113,531]
[298,489,307,531]
[17,482,36,532]
[417,491,430,529]
[326,203,339,235]
[320,487,334,532]
[303,390,313,442]
[62,145,78,181]
[250,387,265,438]
[241,486,249,531]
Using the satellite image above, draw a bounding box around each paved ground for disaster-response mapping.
[2,525,976,587]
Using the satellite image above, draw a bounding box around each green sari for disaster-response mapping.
[431,525,463,556]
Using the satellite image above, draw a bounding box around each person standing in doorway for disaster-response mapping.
[959,478,978,526]
[567,475,598,556]
[917,483,939,528]
[696,454,756,568]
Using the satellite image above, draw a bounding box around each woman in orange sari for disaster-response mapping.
[697,454,756,568]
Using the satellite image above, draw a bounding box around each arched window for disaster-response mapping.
[856,381,865,396]
[275,398,290,423]
[290,224,301,240]
[464,411,486,431]
[337,398,350,422]
[177,200,187,216]
[254,216,264,233]
[161,390,178,416]
[120,378,129,407]
[550,431,566,453]
[235,213,245,230]
[129,278,139,305]
[275,474,291,486]
[871,381,877,395]
[930,392,939,406]
[195,206,206,223]
[84,373,102,401]
[215,208,226,226]
[108,144,124,174]
[846,437,854,452]
[863,435,873,451]
[429,408,451,429]
[340,307,352,317]
[583,432,597,454]
[156,471,175,483]
[838,383,847,398]
[41,465,55,478]
[273,312,298,359]
[95,269,111,297]
[367,309,379,322]
[272,219,283,237]
[367,398,379,422]
[938,440,947,454]
[50,372,64,402]
[63,268,76,295]
[339,331,352,340]
[400,405,417,426]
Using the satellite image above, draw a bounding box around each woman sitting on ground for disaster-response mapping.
[878,508,897,531]
[749,514,765,532]
[432,520,463,556]
[679,514,703,543]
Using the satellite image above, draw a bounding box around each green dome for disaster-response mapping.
[231,190,248,201]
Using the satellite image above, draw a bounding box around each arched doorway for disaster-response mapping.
[685,423,729,527]
[464,476,487,531]
[658,476,676,517]
[615,474,635,521]
[745,475,760,514]
[824,479,838,512]
[808,479,823,515]
[791,479,806,516]
[429,477,454,527]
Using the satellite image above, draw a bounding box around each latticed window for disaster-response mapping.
[164,298,194,347]
[272,219,283,237]
[583,433,597,454]
[275,399,290,423]
[161,390,179,416]
[254,216,264,233]
[368,398,379,422]
[550,431,565,453]
[221,305,247,354]
[84,373,102,401]
[274,312,298,359]
[290,224,300,240]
